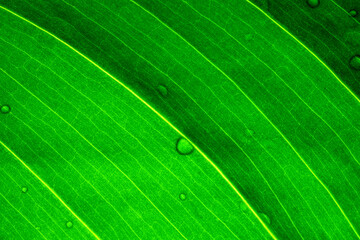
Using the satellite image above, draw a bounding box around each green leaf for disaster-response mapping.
[1,0,359,239]
[263,0,360,97]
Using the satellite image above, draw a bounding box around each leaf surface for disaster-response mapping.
[0,0,360,239]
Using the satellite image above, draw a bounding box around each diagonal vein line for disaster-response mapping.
[0,212,27,240]
[3,169,73,239]
[7,112,138,239]
[0,68,188,240]
[180,0,360,167]
[1,34,228,237]
[0,5,274,239]
[0,192,48,240]
[244,0,360,104]
[129,1,360,238]
[0,141,100,240]
[330,0,360,25]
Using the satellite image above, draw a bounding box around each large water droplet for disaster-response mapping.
[157,84,168,97]
[259,213,271,225]
[66,221,73,228]
[0,104,11,114]
[179,193,187,201]
[349,9,358,17]
[21,186,28,193]
[350,55,360,70]
[307,0,320,8]
[176,138,194,155]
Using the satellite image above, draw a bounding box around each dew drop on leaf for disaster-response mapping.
[157,84,168,97]
[349,55,360,70]
[66,221,73,228]
[176,138,194,155]
[306,0,320,8]
[0,104,11,114]
[349,9,358,17]
[179,193,187,201]
[21,186,28,193]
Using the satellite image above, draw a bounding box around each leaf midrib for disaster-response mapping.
[129,1,360,238]
[0,5,256,240]
[1,33,243,238]
[2,0,359,238]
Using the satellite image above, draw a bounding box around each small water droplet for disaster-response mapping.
[350,55,360,70]
[176,138,194,155]
[21,186,28,193]
[0,104,11,114]
[259,213,271,225]
[179,193,187,201]
[157,84,168,97]
[349,9,358,17]
[306,0,320,8]
[66,221,73,228]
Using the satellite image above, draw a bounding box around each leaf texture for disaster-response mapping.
[0,0,360,239]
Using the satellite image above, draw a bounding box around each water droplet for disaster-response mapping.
[350,55,360,70]
[21,186,28,193]
[306,0,320,8]
[349,9,358,17]
[66,221,73,228]
[179,193,187,201]
[0,104,11,114]
[176,138,194,155]
[259,213,271,225]
[157,84,168,97]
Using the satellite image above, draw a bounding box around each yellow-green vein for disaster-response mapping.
[0,5,276,240]
[129,1,360,238]
[0,141,100,240]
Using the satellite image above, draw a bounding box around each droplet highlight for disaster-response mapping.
[349,9,358,17]
[157,84,168,97]
[0,104,11,114]
[307,0,320,8]
[21,186,28,193]
[179,193,187,201]
[350,55,360,70]
[66,221,73,228]
[176,138,194,155]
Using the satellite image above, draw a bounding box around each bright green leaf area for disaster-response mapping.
[1,0,360,239]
